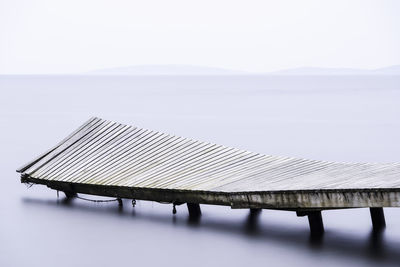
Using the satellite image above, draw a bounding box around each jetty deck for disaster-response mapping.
[17,117,400,235]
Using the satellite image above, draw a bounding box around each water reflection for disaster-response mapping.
[245,208,261,235]
[368,229,386,259]
[21,196,400,266]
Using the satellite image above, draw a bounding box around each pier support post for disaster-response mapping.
[117,198,123,207]
[62,191,76,204]
[308,211,324,236]
[63,191,76,199]
[370,207,386,231]
[187,203,201,218]
[297,210,324,236]
[250,208,261,216]
[246,208,261,232]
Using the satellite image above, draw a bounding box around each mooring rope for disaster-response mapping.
[156,201,172,204]
[24,182,34,188]
[55,190,119,203]
[76,195,119,203]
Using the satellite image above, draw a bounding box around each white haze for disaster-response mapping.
[1,0,400,74]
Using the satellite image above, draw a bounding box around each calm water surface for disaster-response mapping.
[1,75,400,267]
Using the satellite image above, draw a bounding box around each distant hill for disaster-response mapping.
[87,64,400,76]
[272,65,400,75]
[89,65,246,75]
[372,65,400,75]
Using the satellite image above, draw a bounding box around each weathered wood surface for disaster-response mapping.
[18,117,400,209]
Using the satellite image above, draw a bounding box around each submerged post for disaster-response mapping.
[370,207,386,231]
[117,198,123,207]
[297,210,324,236]
[250,208,261,216]
[187,203,201,218]
[63,191,76,199]
[246,208,262,232]
[62,191,76,204]
[308,211,324,236]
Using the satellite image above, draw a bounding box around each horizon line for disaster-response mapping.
[1,64,400,76]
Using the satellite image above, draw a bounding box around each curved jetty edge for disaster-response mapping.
[17,117,400,236]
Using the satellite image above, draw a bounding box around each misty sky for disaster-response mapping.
[1,0,400,74]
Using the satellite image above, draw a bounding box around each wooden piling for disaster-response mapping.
[297,210,324,236]
[187,203,201,218]
[370,207,386,231]
[117,198,123,207]
[308,211,324,236]
[63,191,76,199]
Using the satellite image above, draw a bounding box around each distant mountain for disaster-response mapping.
[87,64,400,76]
[89,65,246,75]
[272,65,400,75]
[372,65,400,75]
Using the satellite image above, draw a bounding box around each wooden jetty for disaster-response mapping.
[17,117,400,235]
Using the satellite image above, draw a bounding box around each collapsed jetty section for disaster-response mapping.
[17,117,400,235]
